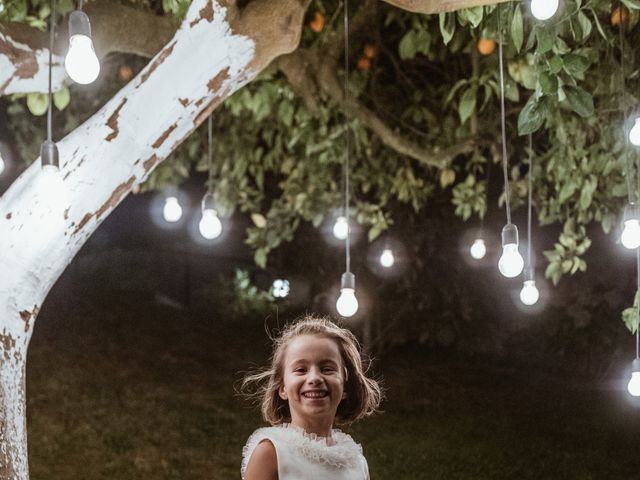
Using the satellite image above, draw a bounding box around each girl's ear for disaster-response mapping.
[278,384,288,400]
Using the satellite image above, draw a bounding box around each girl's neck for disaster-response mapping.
[290,418,333,438]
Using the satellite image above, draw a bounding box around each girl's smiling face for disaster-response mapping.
[278,334,346,434]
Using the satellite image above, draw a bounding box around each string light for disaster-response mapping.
[0,151,5,176]
[40,0,66,208]
[470,239,486,259]
[379,248,395,268]
[520,135,539,305]
[333,216,349,240]
[162,196,182,223]
[199,116,222,239]
[530,0,559,21]
[497,7,524,278]
[65,2,100,84]
[630,117,640,146]
[335,0,359,318]
[628,250,640,397]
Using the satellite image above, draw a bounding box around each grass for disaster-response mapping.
[25,286,640,479]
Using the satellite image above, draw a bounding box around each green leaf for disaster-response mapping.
[518,95,546,135]
[510,5,523,53]
[576,11,592,41]
[26,93,48,116]
[535,27,554,54]
[621,0,640,10]
[251,213,266,228]
[439,13,456,45]
[539,72,557,95]
[440,168,456,188]
[458,87,477,124]
[547,55,563,75]
[53,88,70,111]
[459,6,483,28]
[398,30,418,60]
[254,248,267,269]
[564,86,594,118]
[563,54,590,76]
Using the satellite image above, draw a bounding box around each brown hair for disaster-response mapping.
[242,315,382,425]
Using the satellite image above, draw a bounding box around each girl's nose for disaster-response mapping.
[307,368,323,383]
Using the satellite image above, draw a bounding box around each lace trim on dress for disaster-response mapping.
[241,423,363,478]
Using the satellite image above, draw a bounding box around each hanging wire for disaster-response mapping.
[618,1,634,204]
[497,6,512,224]
[343,0,351,274]
[636,249,640,358]
[527,134,534,269]
[47,0,56,142]
[207,115,213,194]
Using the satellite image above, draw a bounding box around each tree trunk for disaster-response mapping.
[0,1,306,477]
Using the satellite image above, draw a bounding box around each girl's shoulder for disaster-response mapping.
[242,424,366,476]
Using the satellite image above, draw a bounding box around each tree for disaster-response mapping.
[0,0,519,477]
[1,0,639,477]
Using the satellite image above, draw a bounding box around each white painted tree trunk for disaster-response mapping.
[0,0,305,477]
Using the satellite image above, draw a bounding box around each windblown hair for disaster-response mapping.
[242,315,383,425]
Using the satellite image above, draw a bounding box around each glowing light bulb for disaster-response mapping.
[380,249,395,268]
[336,288,358,317]
[630,118,640,147]
[0,153,5,176]
[520,280,540,305]
[622,219,640,249]
[530,0,559,20]
[628,371,640,397]
[199,209,222,239]
[272,279,290,298]
[333,216,349,240]
[499,243,524,278]
[40,165,67,213]
[470,238,486,259]
[163,196,182,223]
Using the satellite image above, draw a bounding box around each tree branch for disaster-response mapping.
[380,0,512,13]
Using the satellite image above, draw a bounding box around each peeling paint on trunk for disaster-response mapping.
[105,98,128,141]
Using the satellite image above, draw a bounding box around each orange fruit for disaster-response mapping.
[118,64,133,81]
[357,56,371,71]
[309,12,325,33]
[611,6,630,26]
[477,38,496,56]
[363,44,377,59]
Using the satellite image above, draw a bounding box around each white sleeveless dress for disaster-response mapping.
[241,423,370,479]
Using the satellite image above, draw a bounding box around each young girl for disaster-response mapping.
[241,316,382,480]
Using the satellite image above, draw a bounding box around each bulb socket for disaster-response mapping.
[633,358,640,373]
[624,203,640,223]
[201,192,215,212]
[69,10,92,38]
[340,271,355,290]
[40,140,59,169]
[501,223,519,247]
[523,267,535,282]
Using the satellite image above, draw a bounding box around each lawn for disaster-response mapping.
[26,284,640,479]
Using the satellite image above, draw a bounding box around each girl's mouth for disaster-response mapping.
[301,391,329,398]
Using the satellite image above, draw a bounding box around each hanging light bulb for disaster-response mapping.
[198,193,222,239]
[520,268,540,305]
[272,279,290,299]
[0,152,5,176]
[621,204,640,249]
[336,272,358,317]
[333,216,349,240]
[530,0,559,20]
[628,359,640,397]
[39,140,67,212]
[379,248,395,268]
[630,117,640,147]
[498,224,524,278]
[163,196,183,223]
[470,238,486,260]
[65,11,100,85]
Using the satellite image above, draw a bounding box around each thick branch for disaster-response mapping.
[380,0,512,13]
[277,49,473,168]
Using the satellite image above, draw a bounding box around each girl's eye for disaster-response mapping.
[294,368,306,373]
[322,367,336,373]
